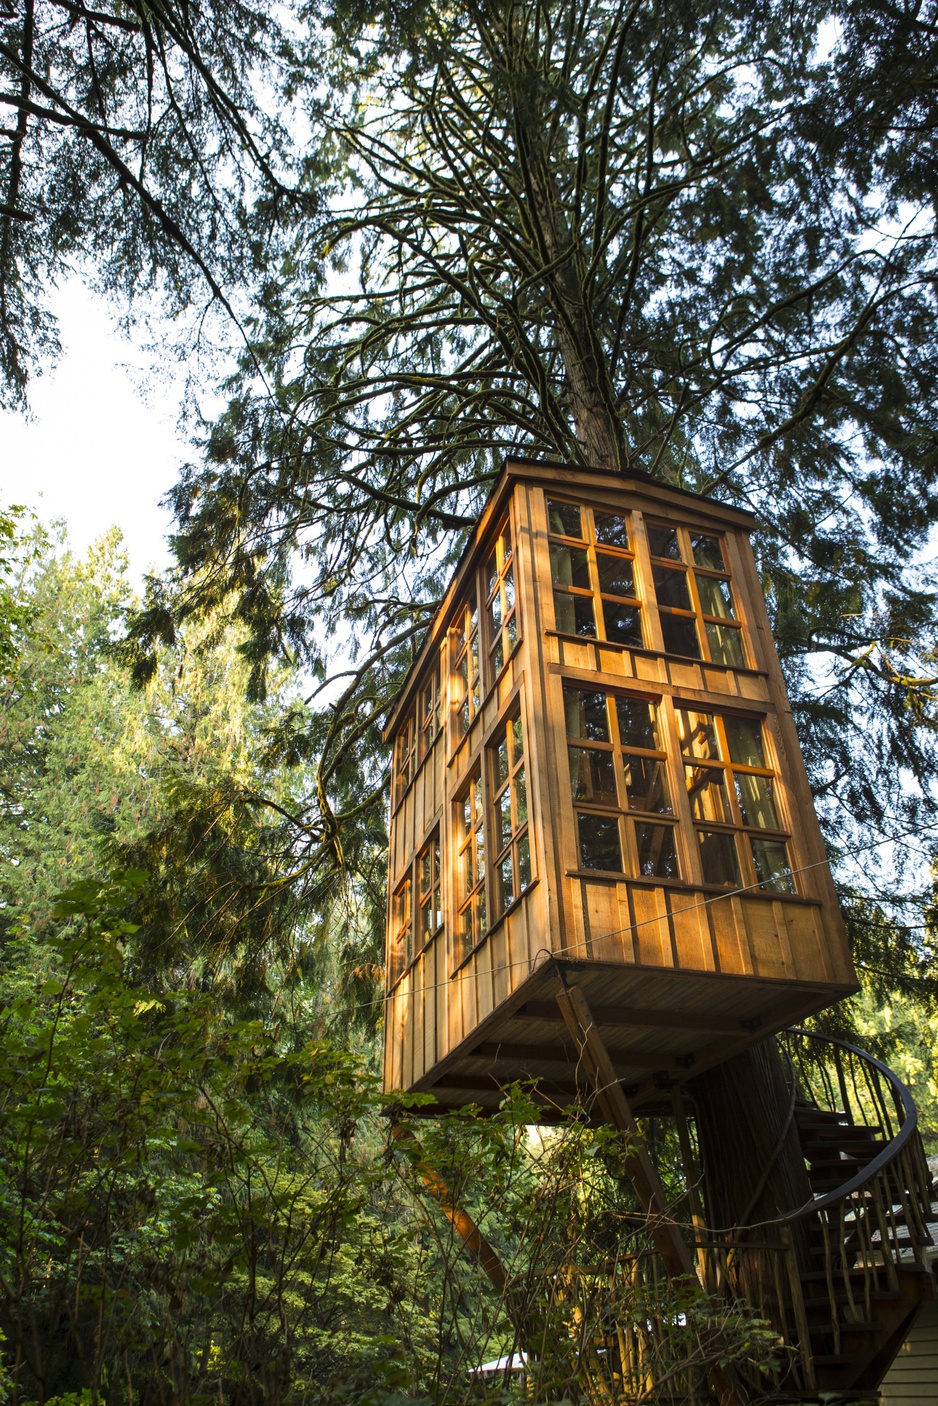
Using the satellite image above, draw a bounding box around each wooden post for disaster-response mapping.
[390,1124,508,1294]
[555,980,750,1406]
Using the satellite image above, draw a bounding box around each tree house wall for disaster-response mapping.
[382,459,857,1110]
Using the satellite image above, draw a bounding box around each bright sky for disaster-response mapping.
[0,278,191,583]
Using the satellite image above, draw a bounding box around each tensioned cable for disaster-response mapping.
[366,814,938,1014]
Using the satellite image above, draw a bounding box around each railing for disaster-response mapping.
[513,1030,935,1402]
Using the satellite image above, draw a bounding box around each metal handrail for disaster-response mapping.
[778,1027,921,1222]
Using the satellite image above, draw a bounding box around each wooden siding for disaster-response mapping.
[880,1298,938,1405]
[383,460,857,1098]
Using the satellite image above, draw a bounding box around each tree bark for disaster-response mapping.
[689,1038,813,1267]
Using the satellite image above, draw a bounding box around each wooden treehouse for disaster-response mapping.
[382,458,936,1402]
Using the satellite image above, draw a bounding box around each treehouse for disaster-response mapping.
[382,457,858,1115]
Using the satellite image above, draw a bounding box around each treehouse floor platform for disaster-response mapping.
[407,957,855,1116]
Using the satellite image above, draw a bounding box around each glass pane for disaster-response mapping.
[432,883,442,932]
[486,550,498,597]
[550,542,590,589]
[499,854,515,910]
[477,888,486,933]
[506,614,518,650]
[647,525,681,559]
[504,565,515,607]
[616,696,660,751]
[624,757,671,812]
[492,637,504,674]
[603,601,643,647]
[653,564,692,610]
[496,735,509,783]
[577,813,622,871]
[547,499,583,538]
[564,688,610,741]
[735,773,779,829]
[724,715,765,766]
[501,526,512,562]
[568,746,617,804]
[677,709,719,759]
[696,574,735,619]
[698,830,741,887]
[554,590,596,636]
[497,787,513,848]
[706,622,745,668]
[512,716,524,758]
[597,553,635,598]
[751,837,795,893]
[518,833,532,888]
[490,589,502,630]
[516,765,528,823]
[660,613,701,658]
[685,765,732,823]
[690,533,725,570]
[636,823,679,878]
[594,511,629,548]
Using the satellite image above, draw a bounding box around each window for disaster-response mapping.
[453,601,482,735]
[485,521,519,678]
[418,668,442,758]
[564,686,680,879]
[455,770,486,965]
[547,499,643,648]
[676,708,794,892]
[491,713,532,916]
[646,524,746,666]
[387,875,413,988]
[386,832,443,991]
[393,713,417,807]
[417,832,443,948]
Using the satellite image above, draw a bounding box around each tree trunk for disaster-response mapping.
[689,1038,813,1267]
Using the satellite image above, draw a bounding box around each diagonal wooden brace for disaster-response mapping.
[556,981,750,1406]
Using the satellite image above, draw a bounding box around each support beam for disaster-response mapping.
[390,1125,509,1294]
[522,999,751,1034]
[555,980,750,1406]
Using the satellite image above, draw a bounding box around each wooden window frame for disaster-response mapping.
[387,829,443,992]
[675,706,795,893]
[489,709,533,919]
[484,518,519,681]
[452,598,482,738]
[393,712,417,809]
[646,521,748,668]
[563,683,681,881]
[453,768,486,970]
[546,497,644,649]
[418,666,442,762]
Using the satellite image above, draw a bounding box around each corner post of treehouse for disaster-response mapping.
[554,979,751,1406]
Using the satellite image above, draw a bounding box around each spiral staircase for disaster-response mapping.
[525,1029,936,1403]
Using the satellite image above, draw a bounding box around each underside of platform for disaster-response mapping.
[403,957,855,1117]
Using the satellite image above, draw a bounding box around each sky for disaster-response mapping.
[0,278,193,584]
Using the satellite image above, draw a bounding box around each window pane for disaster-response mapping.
[486,549,499,597]
[507,615,518,650]
[496,787,513,848]
[568,746,617,804]
[648,525,681,559]
[653,564,692,610]
[735,773,779,830]
[706,622,745,667]
[750,838,794,893]
[516,765,528,824]
[677,709,719,759]
[624,757,671,812]
[696,575,735,619]
[685,765,732,823]
[636,823,679,878]
[724,716,765,766]
[548,499,583,538]
[615,696,659,751]
[565,689,610,741]
[518,833,532,888]
[690,533,725,570]
[597,553,635,597]
[594,511,629,548]
[504,565,515,608]
[603,601,643,647]
[698,830,741,886]
[577,813,622,871]
[660,613,701,658]
[496,736,509,783]
[499,854,515,908]
[512,716,524,757]
[550,542,591,589]
[554,591,596,636]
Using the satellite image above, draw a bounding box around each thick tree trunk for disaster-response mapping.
[689,1038,813,1267]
